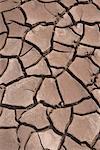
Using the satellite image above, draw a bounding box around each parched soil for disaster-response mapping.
[0,0,100,150]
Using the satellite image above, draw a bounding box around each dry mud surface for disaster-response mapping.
[0,0,100,150]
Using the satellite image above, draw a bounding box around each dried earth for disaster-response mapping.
[0,0,100,150]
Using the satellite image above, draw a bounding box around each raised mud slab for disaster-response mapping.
[0,0,100,150]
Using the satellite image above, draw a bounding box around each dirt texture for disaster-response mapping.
[0,0,100,150]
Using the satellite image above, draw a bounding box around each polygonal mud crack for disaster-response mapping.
[0,0,100,150]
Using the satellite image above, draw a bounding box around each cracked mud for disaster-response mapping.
[0,0,100,150]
